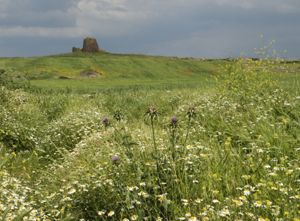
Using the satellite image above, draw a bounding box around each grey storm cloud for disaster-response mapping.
[0,0,299,57]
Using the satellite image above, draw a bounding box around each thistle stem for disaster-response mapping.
[184,118,191,147]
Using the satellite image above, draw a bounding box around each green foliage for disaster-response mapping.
[218,58,279,106]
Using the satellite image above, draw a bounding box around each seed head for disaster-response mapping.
[145,106,158,120]
[113,110,123,122]
[187,107,196,120]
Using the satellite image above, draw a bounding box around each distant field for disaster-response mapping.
[0,52,299,92]
[0,52,225,90]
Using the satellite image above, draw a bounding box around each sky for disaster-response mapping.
[0,0,299,58]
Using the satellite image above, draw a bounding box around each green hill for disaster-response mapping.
[0,52,226,90]
[0,52,299,91]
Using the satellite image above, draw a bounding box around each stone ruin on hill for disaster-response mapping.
[72,37,102,53]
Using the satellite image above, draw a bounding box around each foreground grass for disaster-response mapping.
[0,58,299,220]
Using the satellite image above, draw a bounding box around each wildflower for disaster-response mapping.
[188,217,199,221]
[139,182,146,187]
[254,201,263,207]
[185,212,192,217]
[67,188,76,195]
[170,116,178,127]
[98,210,105,216]
[195,198,203,204]
[241,175,251,180]
[232,199,243,207]
[131,214,138,220]
[108,211,115,217]
[246,212,255,218]
[102,117,110,127]
[218,208,230,217]
[268,172,277,177]
[181,199,189,206]
[212,199,220,204]
[243,190,251,196]
[138,191,149,198]
[111,155,120,164]
[157,193,170,204]
[187,106,196,120]
[127,186,139,191]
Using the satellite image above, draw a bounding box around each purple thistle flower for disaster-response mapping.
[111,155,120,164]
[102,117,109,127]
[170,116,178,127]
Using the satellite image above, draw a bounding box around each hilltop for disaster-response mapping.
[0,52,226,90]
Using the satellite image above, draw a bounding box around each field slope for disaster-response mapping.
[0,52,229,90]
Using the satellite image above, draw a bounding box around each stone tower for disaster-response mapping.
[82,37,100,53]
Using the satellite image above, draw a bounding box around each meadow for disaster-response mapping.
[0,53,299,221]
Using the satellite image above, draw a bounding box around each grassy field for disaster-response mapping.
[0,52,299,91]
[0,53,299,220]
[0,52,224,91]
